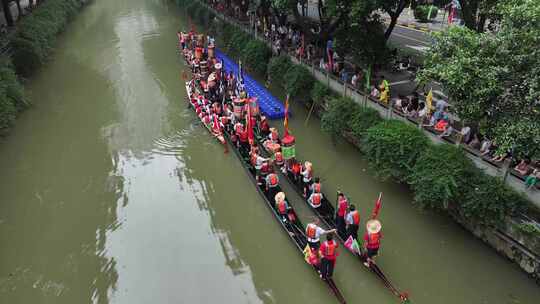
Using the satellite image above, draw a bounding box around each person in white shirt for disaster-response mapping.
[305,218,336,250]
[301,161,313,197]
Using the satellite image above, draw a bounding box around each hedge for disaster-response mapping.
[460,173,527,226]
[362,120,429,181]
[0,57,26,131]
[11,0,86,76]
[321,97,359,139]
[311,82,332,106]
[241,40,272,75]
[408,144,477,210]
[348,107,382,140]
[267,56,293,86]
[283,65,314,99]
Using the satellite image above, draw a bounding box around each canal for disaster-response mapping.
[0,0,538,303]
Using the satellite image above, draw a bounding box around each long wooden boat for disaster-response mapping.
[254,131,410,303]
[184,80,226,145]
[183,78,347,304]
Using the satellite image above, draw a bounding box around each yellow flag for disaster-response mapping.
[303,244,312,264]
[426,88,433,115]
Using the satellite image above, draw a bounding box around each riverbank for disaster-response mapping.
[0,0,89,134]
[177,0,540,283]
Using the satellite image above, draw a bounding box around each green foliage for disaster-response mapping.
[321,97,359,139]
[283,65,314,99]
[0,57,26,131]
[225,31,250,59]
[267,55,293,87]
[460,173,527,226]
[516,222,540,236]
[335,16,389,66]
[241,40,271,76]
[408,144,477,210]
[310,82,332,106]
[414,5,439,22]
[348,107,382,139]
[362,120,429,181]
[420,0,540,158]
[11,0,85,76]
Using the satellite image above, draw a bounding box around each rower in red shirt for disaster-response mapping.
[259,115,270,137]
[319,234,339,280]
[265,169,280,199]
[310,177,321,195]
[363,219,382,266]
[335,192,348,239]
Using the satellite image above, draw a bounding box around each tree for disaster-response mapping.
[458,0,501,32]
[271,0,351,43]
[419,0,540,158]
[380,0,410,40]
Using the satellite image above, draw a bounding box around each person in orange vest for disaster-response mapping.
[274,149,284,168]
[319,234,339,280]
[274,192,289,222]
[265,170,280,199]
[260,160,273,185]
[306,218,336,250]
[310,177,322,195]
[345,204,360,241]
[335,192,349,239]
[363,219,382,266]
[308,190,324,209]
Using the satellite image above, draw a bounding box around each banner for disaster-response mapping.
[282,146,296,160]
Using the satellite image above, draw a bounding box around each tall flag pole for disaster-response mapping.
[283,94,290,136]
[371,192,383,219]
[247,101,254,145]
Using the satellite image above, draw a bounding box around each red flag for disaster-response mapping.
[247,101,254,144]
[371,192,382,219]
[212,114,221,134]
[283,95,290,136]
[299,34,305,58]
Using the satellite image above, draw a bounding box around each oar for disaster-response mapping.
[304,100,317,126]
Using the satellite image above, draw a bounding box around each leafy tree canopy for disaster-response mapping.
[419,0,540,158]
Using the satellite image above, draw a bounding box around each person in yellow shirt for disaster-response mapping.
[379,88,389,104]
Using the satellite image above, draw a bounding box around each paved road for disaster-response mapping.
[387,24,431,53]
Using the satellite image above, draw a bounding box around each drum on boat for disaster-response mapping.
[281,134,296,160]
